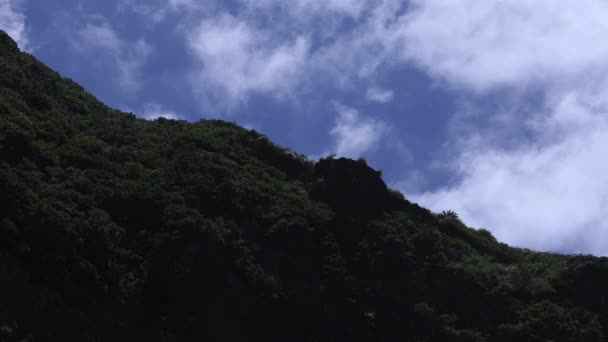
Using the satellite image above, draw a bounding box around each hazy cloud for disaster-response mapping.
[366,86,394,103]
[78,22,122,51]
[330,103,387,158]
[241,0,371,18]
[118,0,211,22]
[76,21,152,91]
[117,0,168,23]
[0,0,27,49]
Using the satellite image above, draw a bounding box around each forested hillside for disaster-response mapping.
[2,30,608,341]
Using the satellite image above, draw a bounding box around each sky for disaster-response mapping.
[3,0,608,255]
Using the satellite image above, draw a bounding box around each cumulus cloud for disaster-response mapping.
[0,0,28,49]
[186,13,310,104]
[400,0,608,93]
[76,21,152,91]
[330,103,387,158]
[415,124,608,254]
[176,0,410,107]
[366,86,394,103]
[401,0,608,255]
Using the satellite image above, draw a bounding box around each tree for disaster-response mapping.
[438,210,459,220]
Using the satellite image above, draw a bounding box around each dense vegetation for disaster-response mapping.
[2,30,608,341]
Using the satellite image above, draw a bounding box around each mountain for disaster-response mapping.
[1,30,608,342]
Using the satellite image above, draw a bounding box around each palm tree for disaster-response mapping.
[438,210,459,220]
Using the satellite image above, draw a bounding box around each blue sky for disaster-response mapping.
[4,0,608,255]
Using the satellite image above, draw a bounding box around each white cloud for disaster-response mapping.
[329,103,386,158]
[186,13,310,105]
[176,0,412,107]
[414,120,608,255]
[0,0,28,49]
[366,86,394,103]
[141,103,183,120]
[239,0,608,101]
[76,21,152,91]
[401,0,608,255]
[400,0,608,93]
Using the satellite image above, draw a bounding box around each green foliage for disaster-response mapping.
[2,30,608,341]
[495,301,604,342]
[438,209,459,220]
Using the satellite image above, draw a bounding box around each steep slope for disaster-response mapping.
[2,31,608,342]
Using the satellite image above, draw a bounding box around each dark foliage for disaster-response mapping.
[1,30,607,341]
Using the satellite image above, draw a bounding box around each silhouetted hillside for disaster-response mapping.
[1,30,608,341]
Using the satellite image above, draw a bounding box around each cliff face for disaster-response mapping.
[1,30,608,342]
